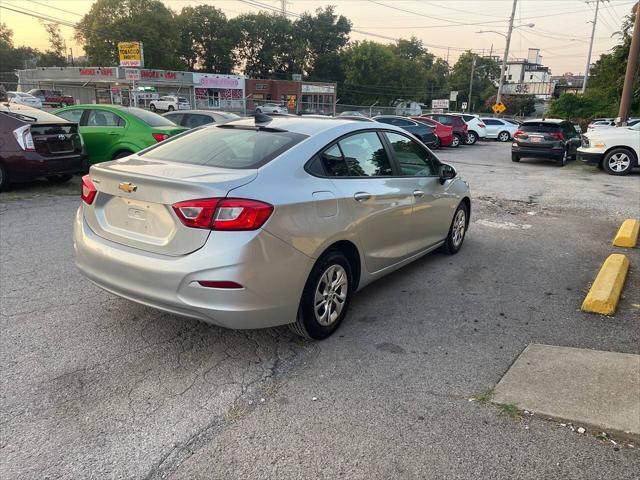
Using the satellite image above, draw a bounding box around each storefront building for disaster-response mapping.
[192,73,245,110]
[245,79,337,114]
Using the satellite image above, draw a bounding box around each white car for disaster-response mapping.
[255,103,288,114]
[587,119,616,132]
[480,117,519,142]
[7,91,42,108]
[577,123,640,175]
[149,95,190,113]
[455,114,487,145]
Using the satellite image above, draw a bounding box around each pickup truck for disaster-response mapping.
[577,123,640,175]
[27,89,75,107]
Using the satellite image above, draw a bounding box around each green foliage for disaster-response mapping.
[548,92,612,119]
[38,22,67,67]
[75,0,181,69]
[177,5,235,72]
[484,94,537,116]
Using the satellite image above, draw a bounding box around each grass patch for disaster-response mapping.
[496,402,521,419]
[472,388,495,404]
[225,404,248,422]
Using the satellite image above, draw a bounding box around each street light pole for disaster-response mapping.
[496,0,518,105]
[582,0,601,93]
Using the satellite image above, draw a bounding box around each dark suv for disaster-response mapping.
[0,104,86,191]
[373,116,439,149]
[511,119,582,167]
[421,113,468,147]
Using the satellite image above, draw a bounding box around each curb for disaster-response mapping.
[613,219,639,248]
[581,254,630,316]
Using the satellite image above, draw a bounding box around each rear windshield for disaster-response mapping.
[140,126,307,169]
[178,97,188,102]
[520,122,561,133]
[126,107,177,127]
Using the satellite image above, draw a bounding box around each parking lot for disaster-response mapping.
[1,140,638,479]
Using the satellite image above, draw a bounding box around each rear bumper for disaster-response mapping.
[74,208,314,329]
[577,150,604,165]
[512,145,563,160]
[5,152,86,181]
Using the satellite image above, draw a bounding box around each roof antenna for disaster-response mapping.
[255,112,272,124]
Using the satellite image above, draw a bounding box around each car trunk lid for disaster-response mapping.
[31,123,82,156]
[84,156,257,256]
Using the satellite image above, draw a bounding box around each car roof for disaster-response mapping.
[225,115,399,136]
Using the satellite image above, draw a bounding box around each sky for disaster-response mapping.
[1,0,637,75]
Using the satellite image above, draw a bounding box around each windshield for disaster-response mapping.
[140,126,307,169]
[520,122,561,133]
[178,97,188,103]
[126,107,178,127]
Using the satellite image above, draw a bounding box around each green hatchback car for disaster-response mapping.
[54,105,188,164]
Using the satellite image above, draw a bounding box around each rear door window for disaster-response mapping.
[385,132,439,177]
[86,110,124,127]
[320,144,349,177]
[338,132,393,177]
[140,126,307,169]
[185,114,213,128]
[163,113,184,126]
[56,109,84,124]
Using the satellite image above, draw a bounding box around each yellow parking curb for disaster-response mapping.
[613,219,639,248]
[581,254,630,316]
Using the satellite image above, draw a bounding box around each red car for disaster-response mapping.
[411,117,453,148]
[421,113,468,148]
[27,89,75,107]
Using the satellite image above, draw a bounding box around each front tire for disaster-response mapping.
[150,104,157,112]
[603,148,634,176]
[167,105,175,112]
[466,131,477,145]
[289,250,353,340]
[442,202,469,254]
[498,131,510,142]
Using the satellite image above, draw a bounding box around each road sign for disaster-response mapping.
[492,102,506,114]
[461,101,468,111]
[432,99,450,109]
[125,69,140,80]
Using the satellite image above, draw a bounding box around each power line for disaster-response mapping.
[27,0,83,18]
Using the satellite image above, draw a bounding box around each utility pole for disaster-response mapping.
[468,56,477,112]
[618,1,640,124]
[582,0,601,93]
[496,0,518,105]
[281,0,287,16]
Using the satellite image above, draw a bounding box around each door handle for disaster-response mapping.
[354,192,372,202]
[413,190,425,198]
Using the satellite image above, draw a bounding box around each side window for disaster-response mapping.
[484,119,501,126]
[375,117,393,125]
[436,116,450,125]
[338,132,393,177]
[86,110,123,127]
[164,113,184,126]
[56,109,84,124]
[385,132,439,177]
[320,144,349,177]
[392,118,413,127]
[187,114,213,128]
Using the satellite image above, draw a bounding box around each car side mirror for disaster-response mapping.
[439,164,457,184]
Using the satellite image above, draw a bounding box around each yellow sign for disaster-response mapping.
[492,102,506,114]
[118,42,144,67]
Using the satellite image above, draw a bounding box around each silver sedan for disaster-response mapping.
[74,116,471,339]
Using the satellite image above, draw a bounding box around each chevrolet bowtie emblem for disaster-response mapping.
[118,182,137,193]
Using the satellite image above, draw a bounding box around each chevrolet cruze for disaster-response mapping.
[74,116,471,339]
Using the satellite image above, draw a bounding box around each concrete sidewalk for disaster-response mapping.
[494,344,640,437]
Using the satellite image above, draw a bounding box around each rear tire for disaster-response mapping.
[0,163,8,192]
[168,105,175,112]
[46,174,72,184]
[442,202,469,255]
[451,134,461,148]
[603,148,634,176]
[511,153,520,162]
[498,131,511,142]
[289,250,353,340]
[466,131,477,145]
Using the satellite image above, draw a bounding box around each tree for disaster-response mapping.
[177,5,236,72]
[447,52,499,111]
[76,0,181,69]
[484,94,536,116]
[0,23,40,75]
[231,13,301,77]
[296,6,351,78]
[38,22,67,67]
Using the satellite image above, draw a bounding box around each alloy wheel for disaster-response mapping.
[498,131,510,142]
[452,135,460,147]
[314,264,348,326]
[452,209,466,248]
[466,132,476,145]
[607,153,631,173]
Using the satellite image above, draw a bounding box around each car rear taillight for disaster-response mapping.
[12,124,35,151]
[514,129,524,137]
[549,132,564,140]
[152,133,169,143]
[172,198,274,231]
[478,123,486,128]
[81,175,97,205]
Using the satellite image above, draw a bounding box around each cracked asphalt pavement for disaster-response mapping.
[1,142,638,479]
